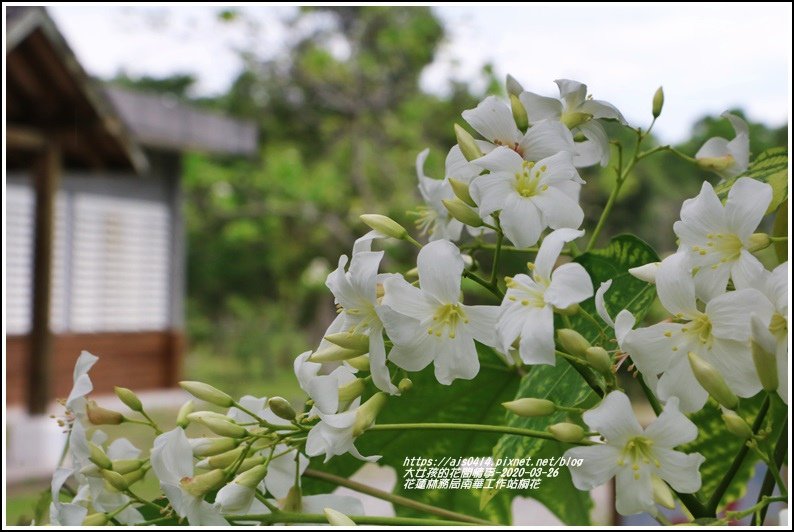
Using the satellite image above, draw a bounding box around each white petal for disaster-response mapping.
[693,261,731,302]
[655,448,705,493]
[564,445,620,490]
[187,499,228,526]
[707,288,773,341]
[776,340,788,404]
[348,251,383,301]
[517,306,556,365]
[307,374,342,415]
[73,350,99,382]
[471,145,523,173]
[582,391,642,445]
[579,99,626,122]
[497,302,530,354]
[302,494,364,516]
[615,466,655,515]
[500,195,543,248]
[769,262,788,311]
[536,151,582,184]
[533,185,585,231]
[573,120,610,167]
[417,239,463,304]
[519,120,575,161]
[382,276,436,320]
[432,334,480,385]
[730,251,766,294]
[554,79,587,109]
[725,177,772,240]
[216,483,255,513]
[151,428,193,484]
[643,397,698,448]
[595,280,615,327]
[656,253,697,316]
[696,136,730,160]
[369,332,398,395]
[462,96,521,145]
[388,336,436,372]
[534,228,585,280]
[546,263,593,309]
[265,448,307,499]
[705,339,761,398]
[353,230,387,254]
[675,181,726,241]
[415,148,430,180]
[445,144,481,182]
[106,438,140,461]
[462,304,500,348]
[656,354,709,413]
[470,173,514,216]
[377,304,424,348]
[614,310,636,346]
[519,90,563,122]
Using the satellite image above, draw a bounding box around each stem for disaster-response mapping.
[555,351,604,398]
[463,270,504,299]
[135,516,174,525]
[254,491,281,514]
[226,513,476,526]
[768,236,787,242]
[577,308,607,338]
[707,396,770,513]
[303,468,494,525]
[490,215,504,287]
[125,489,164,512]
[752,420,788,525]
[139,411,163,435]
[727,496,787,522]
[369,422,596,446]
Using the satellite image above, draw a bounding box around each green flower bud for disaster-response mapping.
[192,437,239,457]
[359,214,408,240]
[86,401,124,426]
[338,378,366,403]
[82,513,109,526]
[187,411,234,424]
[179,381,234,408]
[555,303,580,316]
[353,392,388,437]
[442,198,483,227]
[561,112,591,129]
[268,396,297,421]
[203,446,247,469]
[557,329,591,358]
[282,486,302,513]
[721,409,753,440]
[101,469,128,491]
[310,344,366,363]
[324,332,370,353]
[197,417,249,438]
[233,463,269,489]
[114,386,143,412]
[510,94,529,130]
[398,378,413,394]
[747,233,771,253]
[454,124,483,162]
[180,469,226,498]
[123,467,147,485]
[502,398,556,417]
[697,154,735,172]
[448,178,477,207]
[324,507,356,526]
[111,459,144,474]
[651,476,675,509]
[751,341,779,392]
[652,86,664,119]
[176,400,194,428]
[687,352,738,410]
[346,355,371,371]
[88,442,113,470]
[548,423,586,443]
[236,455,267,473]
[505,74,524,97]
[585,347,613,376]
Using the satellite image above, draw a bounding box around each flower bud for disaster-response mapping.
[557,329,591,358]
[179,381,234,408]
[202,446,247,469]
[101,469,128,491]
[585,347,613,376]
[555,303,580,316]
[359,214,408,240]
[191,437,239,457]
[697,155,735,173]
[180,469,226,498]
[510,94,529,130]
[234,463,269,489]
[751,341,779,392]
[398,378,413,394]
[82,513,109,526]
[448,178,477,207]
[721,409,753,440]
[176,400,194,428]
[454,124,483,162]
[651,476,675,509]
[442,198,483,227]
[324,332,370,353]
[502,398,556,417]
[111,459,144,474]
[86,401,124,426]
[268,396,297,421]
[123,467,147,485]
[652,86,664,119]
[187,410,234,424]
[747,233,771,252]
[197,416,249,438]
[282,486,302,513]
[88,442,113,470]
[687,352,738,410]
[339,378,366,403]
[236,455,267,473]
[325,507,356,526]
[505,73,524,97]
[310,344,366,363]
[353,392,388,437]
[561,112,591,129]
[114,386,143,412]
[628,262,660,284]
[548,423,585,443]
[346,354,370,371]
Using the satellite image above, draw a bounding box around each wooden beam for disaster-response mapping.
[27,141,61,414]
[6,124,46,151]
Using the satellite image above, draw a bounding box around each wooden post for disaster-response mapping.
[27,141,60,414]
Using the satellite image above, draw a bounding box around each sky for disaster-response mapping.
[48,4,792,142]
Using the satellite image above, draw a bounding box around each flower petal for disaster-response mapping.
[463,304,500,348]
[519,90,563,122]
[615,466,655,516]
[725,177,772,240]
[470,173,514,217]
[534,228,584,280]
[500,195,543,248]
[582,391,642,445]
[573,120,610,167]
[705,339,761,398]
[674,181,726,242]
[462,96,521,145]
[151,428,194,484]
[369,332,399,395]
[432,334,480,385]
[655,353,709,413]
[656,253,697,316]
[655,448,705,493]
[534,185,585,231]
[643,397,698,448]
[417,240,463,304]
[579,99,626,122]
[554,79,587,109]
[707,288,773,341]
[388,336,436,372]
[564,444,620,490]
[471,145,523,173]
[382,276,436,321]
[517,306,556,365]
[546,263,593,309]
[445,144,481,182]
[519,120,575,161]
[693,261,732,302]
[595,280,615,327]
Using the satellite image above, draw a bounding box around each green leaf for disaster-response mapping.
[714,147,788,214]
[303,352,520,525]
[493,234,660,525]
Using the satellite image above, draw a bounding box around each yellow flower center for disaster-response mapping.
[692,233,743,267]
[684,312,713,347]
[618,436,659,479]
[514,160,550,198]
[769,312,787,338]
[427,303,469,339]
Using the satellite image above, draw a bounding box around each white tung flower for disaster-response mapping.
[150,428,228,526]
[498,228,593,365]
[519,79,625,167]
[380,239,500,385]
[305,405,380,463]
[65,350,98,420]
[565,391,704,516]
[696,112,750,179]
[294,351,358,415]
[470,146,584,248]
[623,253,773,413]
[673,177,772,301]
[595,280,637,349]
